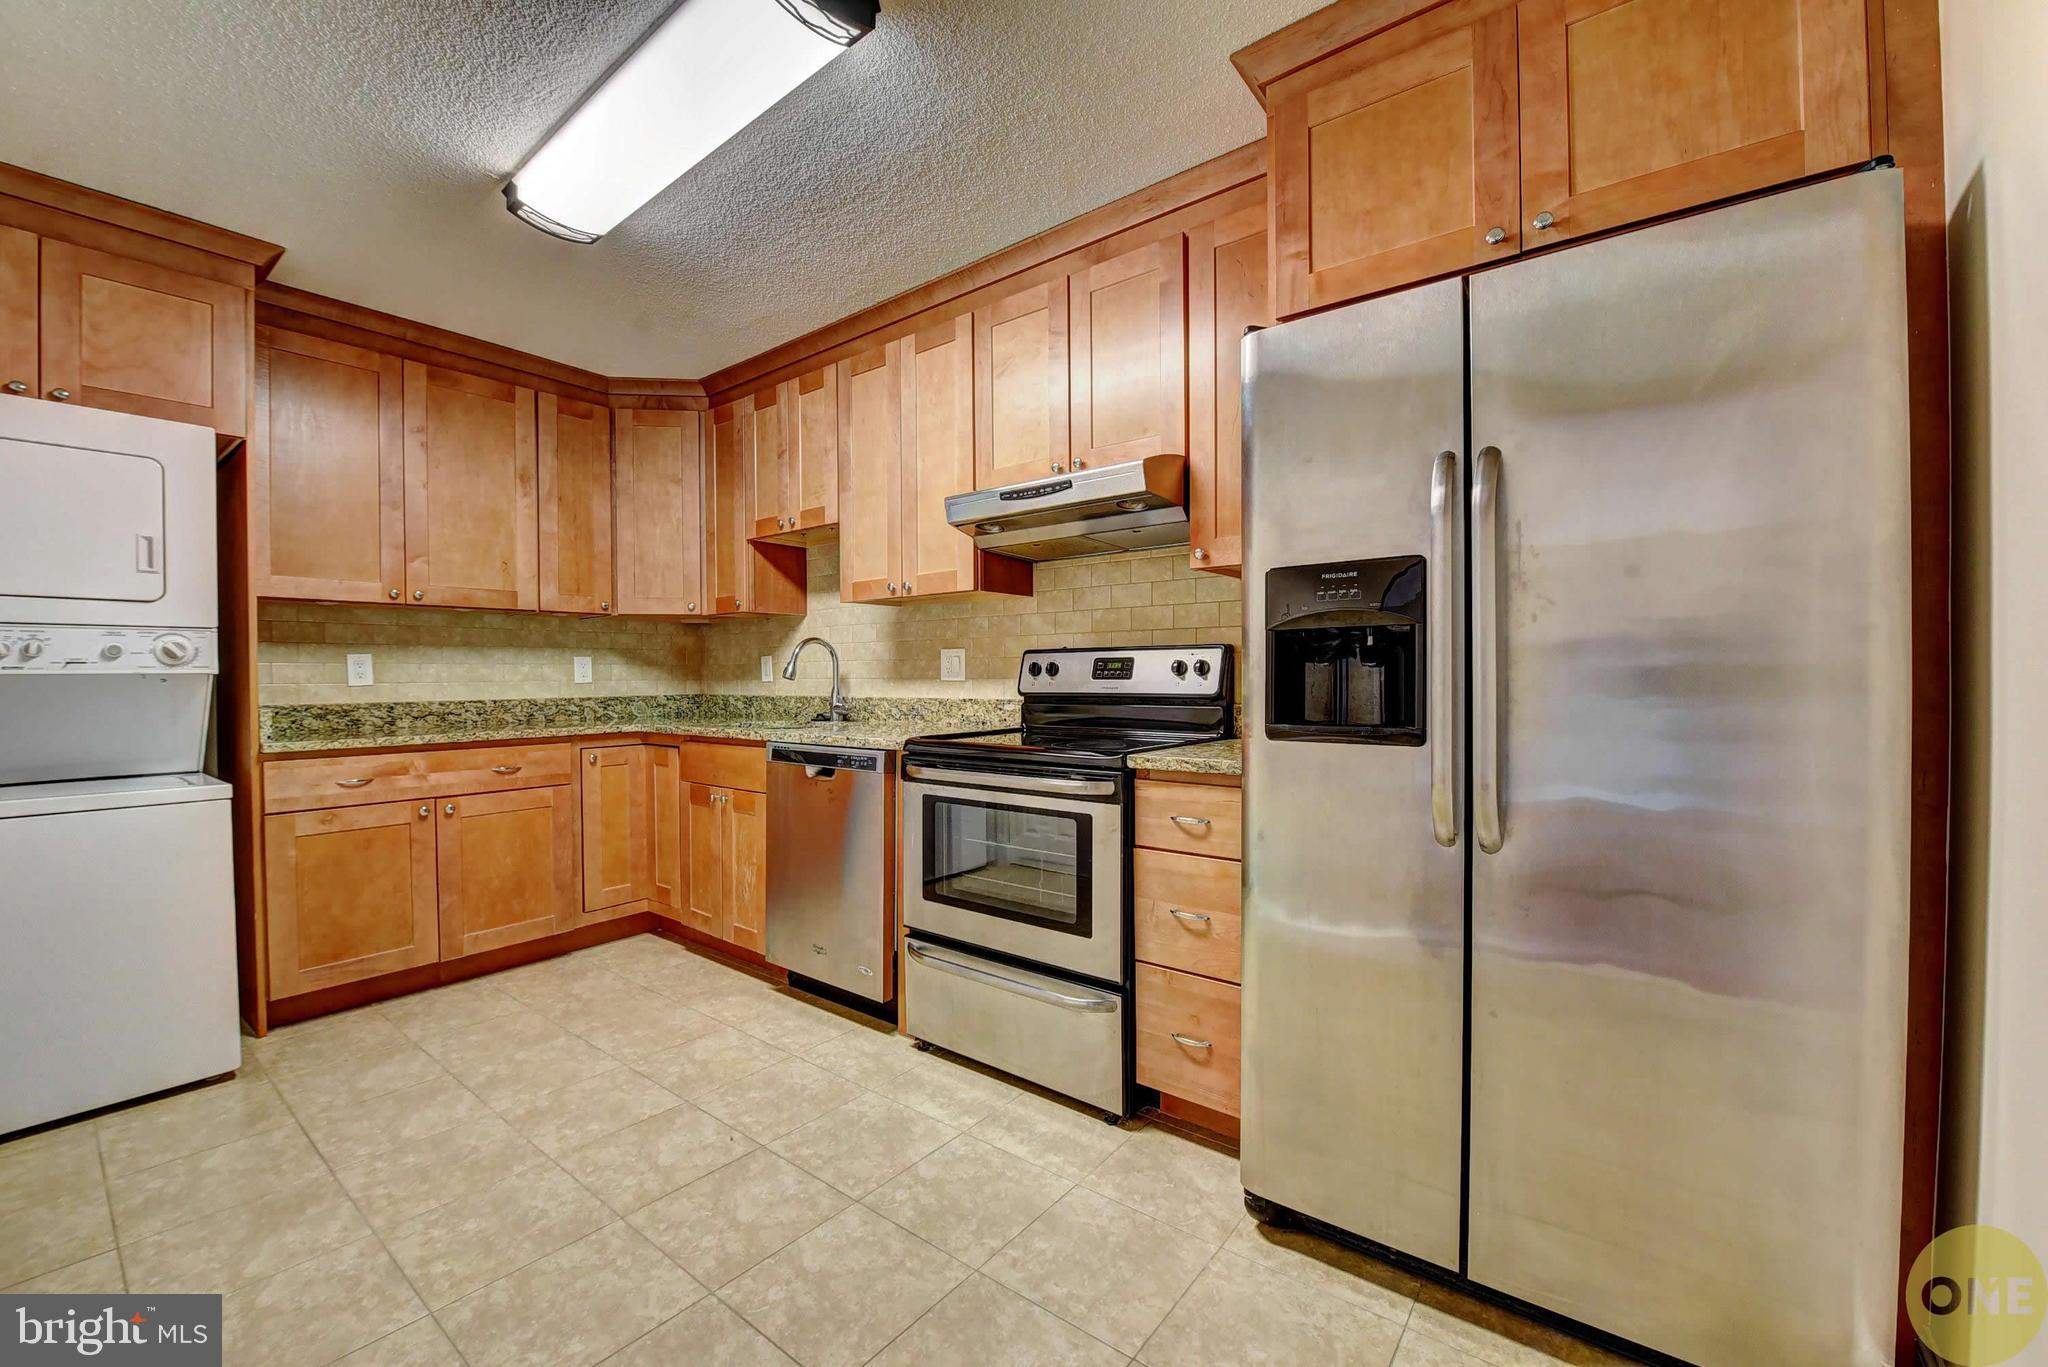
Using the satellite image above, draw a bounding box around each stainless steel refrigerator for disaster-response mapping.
[1240,168,1912,1366]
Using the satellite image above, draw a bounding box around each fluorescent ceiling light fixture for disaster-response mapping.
[505,0,878,243]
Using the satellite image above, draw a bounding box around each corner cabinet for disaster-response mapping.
[613,407,708,617]
[580,744,653,916]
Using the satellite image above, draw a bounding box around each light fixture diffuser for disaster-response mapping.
[505,0,877,243]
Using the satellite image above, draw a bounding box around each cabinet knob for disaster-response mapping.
[887,582,897,595]
[412,589,425,601]
[734,599,742,610]
[1193,547,1208,561]
[388,587,401,600]
[1050,463,1064,474]
[599,600,609,611]
[1484,226,1507,245]
[418,805,430,817]
[48,388,72,401]
[3,380,27,395]
[445,803,456,816]
[1072,459,1085,470]
[588,752,599,765]
[1533,211,1556,231]
[686,601,697,612]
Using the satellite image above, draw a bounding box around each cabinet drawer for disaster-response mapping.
[1136,964,1241,1117]
[678,739,767,793]
[1133,848,1242,983]
[264,743,575,813]
[1134,779,1241,859]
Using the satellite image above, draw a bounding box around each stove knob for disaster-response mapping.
[19,640,44,660]
[100,642,125,661]
[1193,659,1212,679]
[0,641,9,659]
[154,634,195,666]
[1027,662,1043,678]
[1044,662,1059,678]
[1170,659,1189,678]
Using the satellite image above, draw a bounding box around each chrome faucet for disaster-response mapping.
[782,637,849,722]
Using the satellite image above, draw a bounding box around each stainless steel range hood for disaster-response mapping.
[945,454,1187,561]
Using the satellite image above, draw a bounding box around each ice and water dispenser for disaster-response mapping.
[1264,557,1426,744]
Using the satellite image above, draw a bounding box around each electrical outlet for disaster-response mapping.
[939,648,966,682]
[573,656,593,684]
[346,653,374,687]
[761,655,776,683]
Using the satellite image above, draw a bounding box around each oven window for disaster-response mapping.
[922,794,1093,938]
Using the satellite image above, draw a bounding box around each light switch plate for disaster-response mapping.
[346,653,374,687]
[939,648,966,682]
[761,655,775,682]
[573,656,593,684]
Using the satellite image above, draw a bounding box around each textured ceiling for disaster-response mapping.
[0,0,1326,377]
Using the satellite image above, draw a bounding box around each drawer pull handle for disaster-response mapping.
[1170,1032,1213,1050]
[491,765,521,774]
[1169,814,1211,828]
[1168,908,1211,924]
[335,778,373,788]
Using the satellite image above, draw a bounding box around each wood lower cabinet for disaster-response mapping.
[1136,964,1243,1118]
[537,393,613,615]
[252,327,405,603]
[265,799,439,997]
[436,786,578,958]
[974,277,1071,489]
[1069,235,1186,468]
[683,782,726,938]
[649,745,682,912]
[0,224,36,400]
[1133,775,1244,1121]
[36,238,250,435]
[580,745,652,915]
[683,781,769,952]
[402,360,538,610]
[613,407,707,617]
[1186,205,1268,576]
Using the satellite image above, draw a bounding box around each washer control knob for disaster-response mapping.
[153,634,196,666]
[1193,659,1212,679]
[1170,659,1189,678]
[100,643,126,661]
[19,640,44,660]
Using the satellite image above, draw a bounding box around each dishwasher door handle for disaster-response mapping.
[905,940,1119,1013]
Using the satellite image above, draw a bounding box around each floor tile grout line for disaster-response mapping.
[88,1114,129,1293]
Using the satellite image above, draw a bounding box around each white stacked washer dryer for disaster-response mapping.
[0,399,240,1135]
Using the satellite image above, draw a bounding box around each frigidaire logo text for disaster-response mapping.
[15,1305,210,1357]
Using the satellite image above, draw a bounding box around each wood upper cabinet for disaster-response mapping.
[265,799,438,997]
[754,364,840,542]
[1269,0,1521,315]
[709,396,806,617]
[1516,0,1871,243]
[1069,235,1187,467]
[402,361,538,610]
[252,327,405,603]
[537,393,613,615]
[722,787,767,955]
[1186,205,1269,576]
[37,238,250,436]
[436,786,577,958]
[899,314,978,597]
[974,277,1070,488]
[0,225,35,398]
[580,744,651,914]
[837,339,904,604]
[747,384,789,540]
[613,407,706,616]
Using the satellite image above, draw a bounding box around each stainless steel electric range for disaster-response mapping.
[899,644,1234,1116]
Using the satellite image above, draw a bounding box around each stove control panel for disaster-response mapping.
[0,625,218,674]
[1018,645,1230,698]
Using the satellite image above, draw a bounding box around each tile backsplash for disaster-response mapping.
[257,542,1242,706]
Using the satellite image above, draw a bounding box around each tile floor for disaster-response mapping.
[0,935,1627,1367]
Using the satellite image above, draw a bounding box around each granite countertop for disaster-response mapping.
[1130,738,1242,776]
[260,695,1018,756]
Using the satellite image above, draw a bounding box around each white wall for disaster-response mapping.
[1939,0,2048,1268]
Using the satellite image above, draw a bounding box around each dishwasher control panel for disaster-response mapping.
[767,744,882,772]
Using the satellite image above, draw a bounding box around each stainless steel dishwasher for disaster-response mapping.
[766,743,892,1002]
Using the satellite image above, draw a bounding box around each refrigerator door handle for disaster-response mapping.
[1429,449,1460,847]
[1472,445,1503,853]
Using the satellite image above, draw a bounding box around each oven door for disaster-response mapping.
[901,764,1124,983]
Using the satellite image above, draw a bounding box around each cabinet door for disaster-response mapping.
[38,239,250,436]
[538,393,613,615]
[437,786,576,958]
[708,398,752,614]
[684,782,726,938]
[0,225,35,399]
[1069,236,1187,466]
[649,745,682,914]
[1519,0,1868,248]
[836,340,904,604]
[1268,0,1520,314]
[723,787,768,955]
[899,313,978,598]
[789,364,839,533]
[402,361,538,610]
[748,383,790,539]
[614,407,706,616]
[580,745,650,913]
[253,327,405,603]
[974,277,1070,489]
[1186,206,1269,575]
[265,799,438,997]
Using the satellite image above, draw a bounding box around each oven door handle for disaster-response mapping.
[905,941,1120,1013]
[902,764,1119,798]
